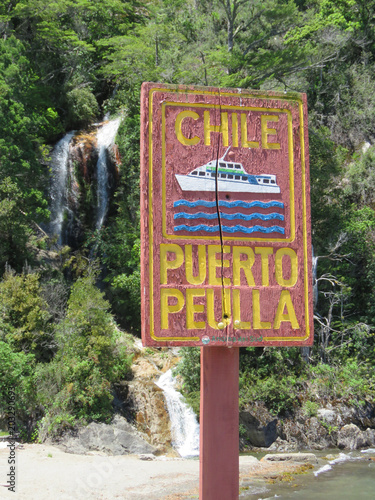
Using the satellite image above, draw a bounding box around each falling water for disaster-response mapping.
[312,245,319,308]
[48,131,75,244]
[95,117,121,229]
[156,369,200,458]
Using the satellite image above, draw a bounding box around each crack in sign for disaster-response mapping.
[214,90,231,344]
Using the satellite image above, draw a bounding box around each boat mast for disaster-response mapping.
[220,146,231,161]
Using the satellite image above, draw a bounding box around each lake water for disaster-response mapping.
[242,449,375,499]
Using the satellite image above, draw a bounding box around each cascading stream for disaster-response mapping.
[47,117,121,245]
[96,117,121,229]
[156,369,200,458]
[48,131,75,244]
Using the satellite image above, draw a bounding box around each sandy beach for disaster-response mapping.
[0,443,318,500]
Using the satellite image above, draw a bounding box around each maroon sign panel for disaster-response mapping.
[141,82,313,347]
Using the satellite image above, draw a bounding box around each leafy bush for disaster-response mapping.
[302,401,319,417]
[307,360,375,402]
[66,87,99,128]
[0,341,38,437]
[110,270,141,333]
[174,347,200,394]
[239,372,299,415]
[0,269,54,361]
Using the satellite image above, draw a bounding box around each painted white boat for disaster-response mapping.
[175,148,280,194]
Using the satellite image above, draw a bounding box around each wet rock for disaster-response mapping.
[337,423,367,450]
[239,411,277,447]
[127,379,173,453]
[123,350,180,453]
[261,452,318,464]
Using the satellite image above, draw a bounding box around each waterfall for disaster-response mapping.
[48,131,75,244]
[47,116,121,245]
[312,245,319,308]
[95,117,121,229]
[156,369,200,458]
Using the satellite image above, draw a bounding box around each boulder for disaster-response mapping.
[239,411,277,448]
[364,428,375,446]
[267,437,298,453]
[337,424,367,450]
[58,415,157,456]
[261,452,318,464]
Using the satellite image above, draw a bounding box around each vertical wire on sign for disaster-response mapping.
[213,89,230,345]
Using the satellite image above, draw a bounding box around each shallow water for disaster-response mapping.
[242,449,375,499]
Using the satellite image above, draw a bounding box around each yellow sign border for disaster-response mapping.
[161,102,295,243]
[148,87,310,343]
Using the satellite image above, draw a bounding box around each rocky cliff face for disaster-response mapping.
[240,400,375,452]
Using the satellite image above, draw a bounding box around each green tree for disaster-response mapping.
[0,269,54,361]
[0,341,38,438]
[0,178,31,268]
[34,270,132,438]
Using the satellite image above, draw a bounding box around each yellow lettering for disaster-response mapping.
[185,245,206,285]
[252,289,271,329]
[208,245,231,286]
[160,288,185,329]
[255,247,273,286]
[241,114,259,148]
[261,115,280,150]
[275,248,298,287]
[175,110,200,146]
[186,289,205,329]
[233,246,255,286]
[231,113,239,148]
[160,244,184,284]
[233,289,251,329]
[273,290,299,329]
[207,288,231,329]
[204,111,229,147]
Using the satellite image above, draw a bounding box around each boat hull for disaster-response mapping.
[175,175,281,194]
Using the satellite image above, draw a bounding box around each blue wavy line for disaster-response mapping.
[174,212,284,221]
[174,199,284,209]
[174,224,285,234]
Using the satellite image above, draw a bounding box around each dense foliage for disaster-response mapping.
[1,0,375,437]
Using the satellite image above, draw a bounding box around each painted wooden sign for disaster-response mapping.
[141,82,313,347]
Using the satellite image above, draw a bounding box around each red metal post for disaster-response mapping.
[199,346,239,500]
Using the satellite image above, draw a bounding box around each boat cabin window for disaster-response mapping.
[235,164,241,169]
[227,174,233,179]
[221,174,227,179]
[235,175,241,180]
[211,172,216,177]
[263,179,269,184]
[199,171,205,176]
[219,162,226,169]
[271,180,275,184]
[191,171,198,175]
